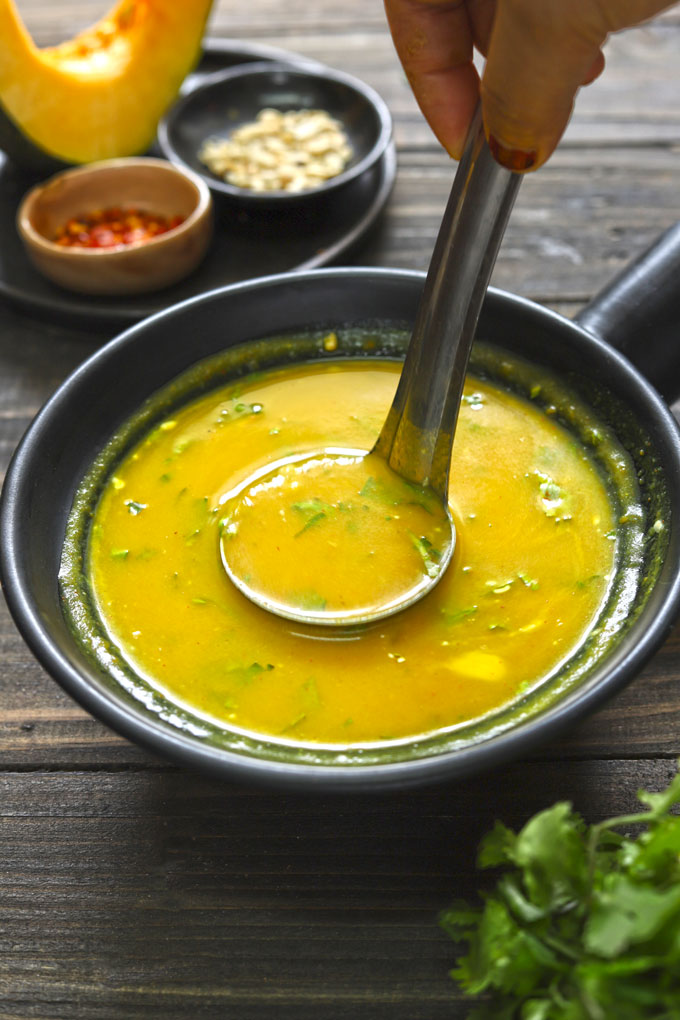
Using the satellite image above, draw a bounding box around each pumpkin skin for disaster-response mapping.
[0,0,215,173]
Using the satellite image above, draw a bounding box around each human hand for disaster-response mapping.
[384,0,676,170]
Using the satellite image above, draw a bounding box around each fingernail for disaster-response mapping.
[488,135,537,172]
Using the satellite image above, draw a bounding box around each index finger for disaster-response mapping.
[383,0,481,157]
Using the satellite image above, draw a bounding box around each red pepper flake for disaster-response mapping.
[53,207,185,249]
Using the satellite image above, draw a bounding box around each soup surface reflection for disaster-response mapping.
[85,359,617,745]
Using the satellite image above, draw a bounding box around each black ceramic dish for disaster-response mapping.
[2,225,680,792]
[0,144,395,329]
[157,62,393,210]
[0,42,396,330]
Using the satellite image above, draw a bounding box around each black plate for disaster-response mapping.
[0,40,396,330]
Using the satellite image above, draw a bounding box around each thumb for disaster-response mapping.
[481,0,611,171]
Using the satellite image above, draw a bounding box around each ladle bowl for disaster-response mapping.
[2,229,680,790]
[218,446,456,626]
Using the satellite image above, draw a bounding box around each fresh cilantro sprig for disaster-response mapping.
[441,767,680,1019]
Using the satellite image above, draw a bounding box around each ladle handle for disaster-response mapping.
[373,105,522,499]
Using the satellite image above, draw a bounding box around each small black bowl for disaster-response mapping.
[157,61,393,210]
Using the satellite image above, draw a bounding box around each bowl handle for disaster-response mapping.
[574,222,680,403]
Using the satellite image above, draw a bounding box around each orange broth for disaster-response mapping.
[86,359,617,745]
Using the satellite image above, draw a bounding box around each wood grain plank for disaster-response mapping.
[362,145,680,302]
[15,0,680,36]
[0,759,677,1019]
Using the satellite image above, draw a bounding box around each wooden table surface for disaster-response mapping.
[1,3,680,1017]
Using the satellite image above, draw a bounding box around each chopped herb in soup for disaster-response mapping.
[79,358,620,745]
[219,449,453,621]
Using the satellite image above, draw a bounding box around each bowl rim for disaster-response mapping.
[16,156,213,259]
[157,60,394,204]
[3,267,680,791]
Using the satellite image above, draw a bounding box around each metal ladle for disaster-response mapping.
[220,106,522,625]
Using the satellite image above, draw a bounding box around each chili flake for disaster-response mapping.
[53,207,184,249]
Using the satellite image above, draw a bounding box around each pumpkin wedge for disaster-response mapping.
[0,0,215,172]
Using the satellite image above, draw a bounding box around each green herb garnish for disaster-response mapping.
[226,662,274,686]
[359,476,381,500]
[280,713,307,733]
[576,574,603,591]
[533,471,572,522]
[292,498,335,535]
[441,766,680,1018]
[294,510,327,537]
[360,475,435,513]
[441,606,478,625]
[125,499,147,515]
[218,398,264,422]
[409,532,441,579]
[292,499,330,514]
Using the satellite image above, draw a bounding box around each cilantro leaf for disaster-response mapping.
[440,763,680,1018]
[408,532,442,578]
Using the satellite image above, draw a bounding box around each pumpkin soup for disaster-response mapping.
[79,356,621,745]
[219,448,454,623]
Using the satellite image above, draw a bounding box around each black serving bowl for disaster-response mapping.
[157,61,393,211]
[3,225,680,792]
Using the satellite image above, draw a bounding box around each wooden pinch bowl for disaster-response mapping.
[16,157,213,296]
